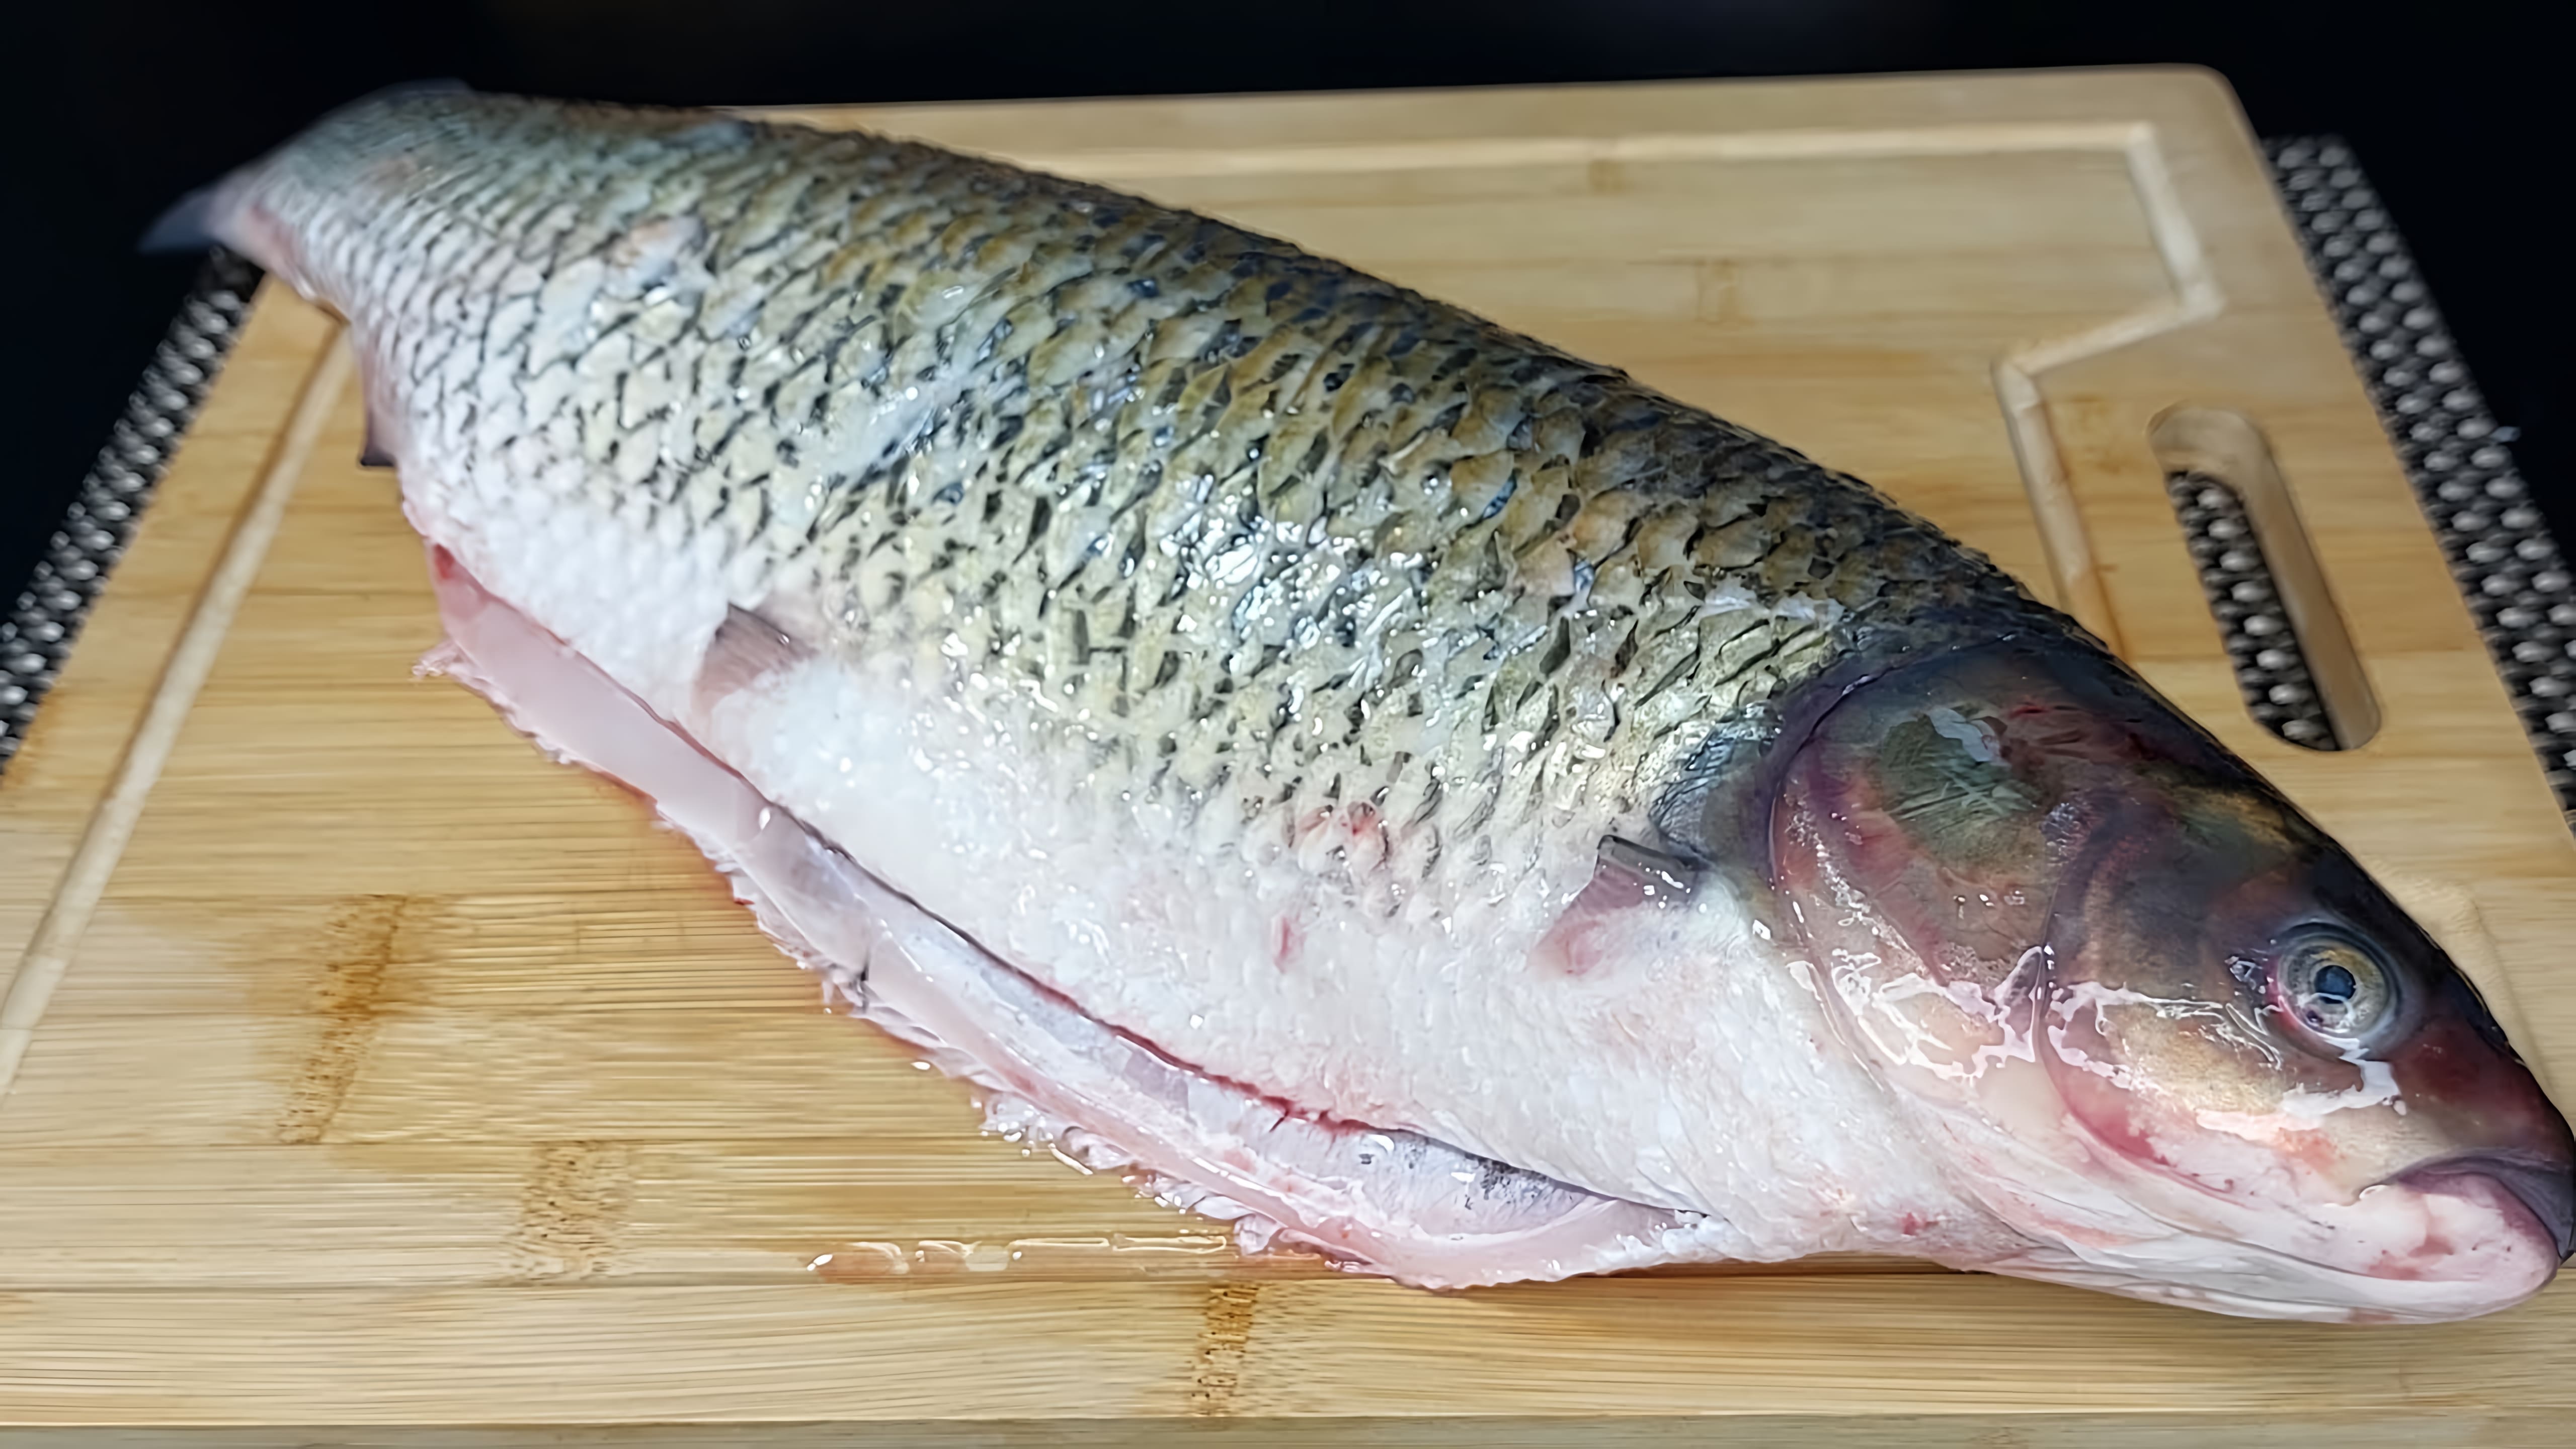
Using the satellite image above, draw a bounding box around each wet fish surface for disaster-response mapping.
[185,89,2575,1321]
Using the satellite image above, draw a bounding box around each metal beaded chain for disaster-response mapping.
[5,149,2571,831]
[0,250,260,767]
[2163,468,2337,748]
[2261,138,2575,819]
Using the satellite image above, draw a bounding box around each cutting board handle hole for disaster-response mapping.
[2150,407,2381,751]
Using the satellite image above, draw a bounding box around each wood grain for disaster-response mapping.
[5,67,2573,1443]
[0,336,351,1092]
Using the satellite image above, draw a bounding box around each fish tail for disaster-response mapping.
[136,77,476,255]
[138,183,224,254]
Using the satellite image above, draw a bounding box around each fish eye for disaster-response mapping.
[2275,936,2395,1048]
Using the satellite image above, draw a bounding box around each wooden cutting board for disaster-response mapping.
[7,67,2574,1444]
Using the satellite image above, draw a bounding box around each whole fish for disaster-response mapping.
[174,88,2573,1321]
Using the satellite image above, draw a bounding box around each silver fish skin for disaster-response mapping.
[194,91,2575,1321]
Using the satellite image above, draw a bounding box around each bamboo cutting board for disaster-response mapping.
[7,68,2575,1444]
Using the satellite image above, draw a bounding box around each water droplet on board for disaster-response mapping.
[807,1233,1312,1281]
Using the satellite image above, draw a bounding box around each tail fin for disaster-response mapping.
[135,77,476,254]
[139,184,224,254]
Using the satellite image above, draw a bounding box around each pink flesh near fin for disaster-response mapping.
[420,544,1718,1288]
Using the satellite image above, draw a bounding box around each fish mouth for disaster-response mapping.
[1975,1131,2570,1320]
[2392,1151,2576,1261]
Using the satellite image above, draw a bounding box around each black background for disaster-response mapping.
[3,1,2556,605]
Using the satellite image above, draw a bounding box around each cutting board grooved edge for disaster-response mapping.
[1996,123,2223,654]
[864,116,2160,181]
[0,333,352,1095]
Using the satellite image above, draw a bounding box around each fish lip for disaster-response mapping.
[2391,1151,2576,1261]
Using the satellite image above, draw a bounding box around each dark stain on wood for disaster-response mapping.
[274,894,410,1145]
[506,1140,634,1280]
[1187,1280,1262,1417]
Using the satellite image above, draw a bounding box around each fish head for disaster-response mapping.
[1766,637,2574,1321]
